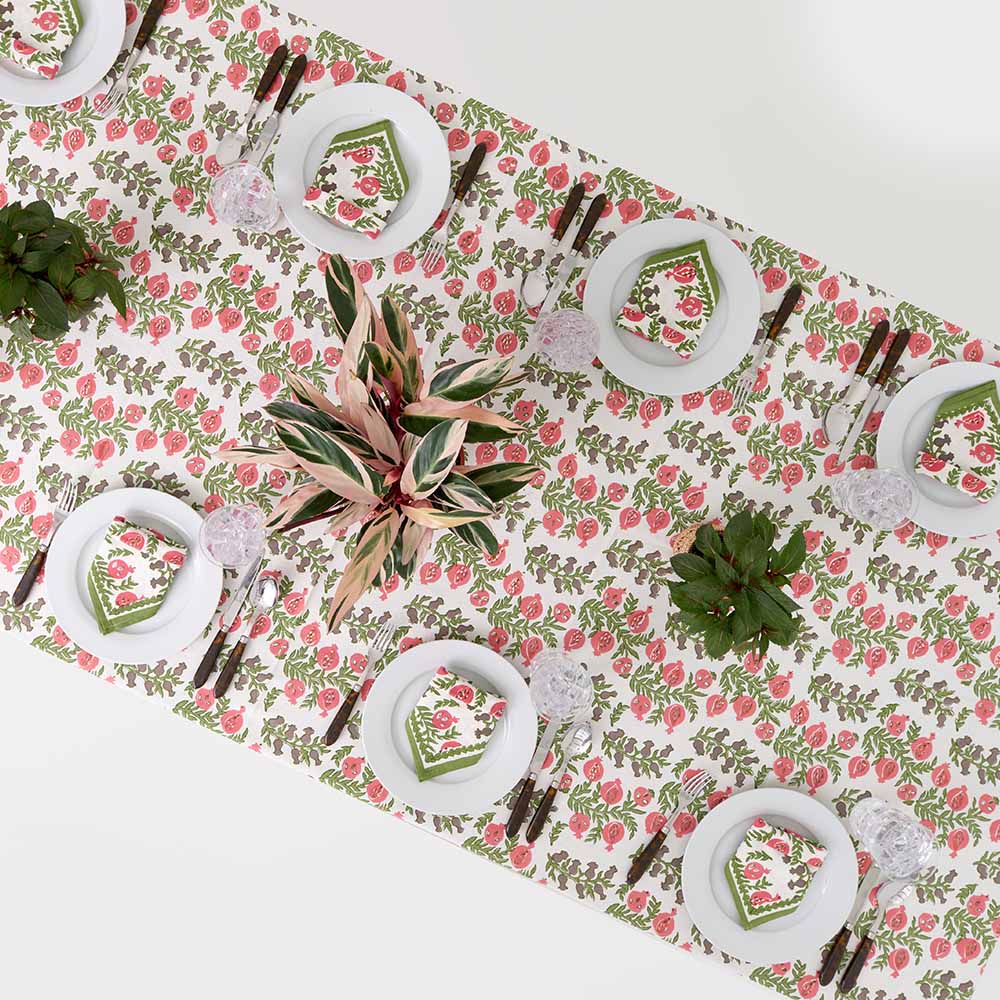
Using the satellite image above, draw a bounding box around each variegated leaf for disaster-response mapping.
[325,501,374,535]
[327,508,400,630]
[425,357,514,404]
[453,461,541,501]
[399,398,524,442]
[400,503,493,529]
[285,371,339,415]
[324,254,364,342]
[215,445,300,469]
[451,520,500,557]
[436,471,497,515]
[399,418,468,500]
[266,483,340,530]
[266,400,382,464]
[380,296,424,402]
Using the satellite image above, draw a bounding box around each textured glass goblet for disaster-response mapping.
[530,649,592,720]
[534,309,600,373]
[210,162,281,233]
[831,468,917,531]
[199,503,266,570]
[849,797,935,879]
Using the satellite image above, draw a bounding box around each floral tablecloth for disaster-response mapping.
[1,4,998,999]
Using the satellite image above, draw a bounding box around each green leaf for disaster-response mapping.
[703,623,733,659]
[93,269,127,318]
[678,610,718,634]
[694,524,723,557]
[771,528,806,575]
[723,509,753,552]
[752,512,776,547]
[680,576,728,606]
[30,319,64,341]
[760,579,801,615]
[0,270,28,316]
[69,274,97,301]
[735,535,769,579]
[670,552,713,581]
[24,279,68,331]
[19,250,53,273]
[24,200,54,227]
[713,554,740,586]
[451,519,500,557]
[12,208,49,235]
[749,588,796,632]
[668,581,712,612]
[47,252,76,290]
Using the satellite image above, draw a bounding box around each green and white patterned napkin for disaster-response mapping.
[86,517,188,635]
[405,667,507,782]
[915,379,1000,503]
[0,0,83,79]
[303,119,409,239]
[725,817,827,929]
[616,241,720,357]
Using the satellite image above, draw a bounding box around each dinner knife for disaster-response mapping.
[245,53,308,164]
[520,182,586,307]
[505,717,560,839]
[836,329,911,467]
[538,193,608,314]
[818,864,881,986]
[839,881,915,993]
[823,320,891,445]
[218,44,288,166]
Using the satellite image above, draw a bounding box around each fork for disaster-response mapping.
[625,768,712,885]
[731,282,803,408]
[94,0,167,119]
[12,476,78,607]
[322,621,395,745]
[420,141,488,274]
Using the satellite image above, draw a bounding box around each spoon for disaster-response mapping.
[213,575,278,698]
[525,720,592,843]
[521,182,586,308]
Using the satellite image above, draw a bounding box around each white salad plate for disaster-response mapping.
[362,639,537,816]
[46,487,223,665]
[584,218,761,396]
[681,787,856,964]
[273,81,451,260]
[877,361,1000,537]
[0,0,125,107]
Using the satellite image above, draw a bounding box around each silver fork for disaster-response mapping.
[322,620,396,745]
[626,768,712,885]
[732,282,803,409]
[12,476,78,607]
[421,141,488,274]
[94,0,166,119]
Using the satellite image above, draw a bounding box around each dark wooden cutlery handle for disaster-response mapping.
[553,182,586,242]
[839,934,873,993]
[274,54,307,114]
[874,329,911,386]
[571,193,608,253]
[819,925,852,986]
[324,685,361,746]
[255,45,288,102]
[193,627,227,688]
[855,320,890,376]
[454,142,488,201]
[505,775,536,839]
[214,637,248,699]
[525,782,558,844]
[626,826,667,885]
[12,546,47,607]
[135,0,167,50]
[766,282,803,340]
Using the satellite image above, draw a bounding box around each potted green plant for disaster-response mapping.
[0,199,126,340]
[668,509,806,659]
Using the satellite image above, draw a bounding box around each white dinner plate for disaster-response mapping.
[584,219,761,396]
[877,361,1000,537]
[0,0,125,107]
[273,82,451,260]
[362,639,537,816]
[46,487,223,665]
[681,787,856,964]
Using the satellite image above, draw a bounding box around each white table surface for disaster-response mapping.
[3,2,999,998]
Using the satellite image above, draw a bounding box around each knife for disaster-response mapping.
[836,328,911,467]
[818,865,881,985]
[245,53,308,164]
[839,881,915,993]
[217,44,288,166]
[538,193,608,314]
[505,717,560,839]
[823,320,891,445]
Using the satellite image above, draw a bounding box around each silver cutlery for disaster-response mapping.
[818,864,882,985]
[823,320,891,445]
[94,0,167,119]
[323,620,395,746]
[421,141,488,274]
[537,193,608,314]
[244,53,308,165]
[836,329,911,467]
[625,768,712,885]
[505,715,561,839]
[193,553,263,689]
[12,475,77,607]
[213,574,278,699]
[525,719,592,843]
[217,44,288,167]
[732,282,803,408]
[839,880,916,993]
[520,182,585,308]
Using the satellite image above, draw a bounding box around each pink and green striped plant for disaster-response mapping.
[218,255,539,631]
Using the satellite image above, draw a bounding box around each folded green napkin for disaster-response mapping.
[0,0,83,79]
[915,379,1000,503]
[725,817,827,929]
[86,517,188,635]
[303,119,409,239]
[616,241,720,357]
[405,667,507,781]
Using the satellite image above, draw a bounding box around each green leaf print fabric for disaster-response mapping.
[86,517,187,635]
[0,0,82,79]
[303,119,409,239]
[725,817,827,929]
[915,379,1000,503]
[405,666,506,781]
[616,240,720,357]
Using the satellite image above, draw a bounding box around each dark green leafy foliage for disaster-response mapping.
[0,200,127,341]
[668,509,806,660]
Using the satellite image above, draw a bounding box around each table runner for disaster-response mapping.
[1,4,998,998]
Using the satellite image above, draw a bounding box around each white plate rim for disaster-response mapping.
[361,639,537,816]
[680,787,856,964]
[46,487,223,665]
[876,361,1000,537]
[0,0,125,107]
[584,218,761,396]
[273,82,451,261]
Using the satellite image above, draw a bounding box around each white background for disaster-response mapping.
[3,2,1000,998]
